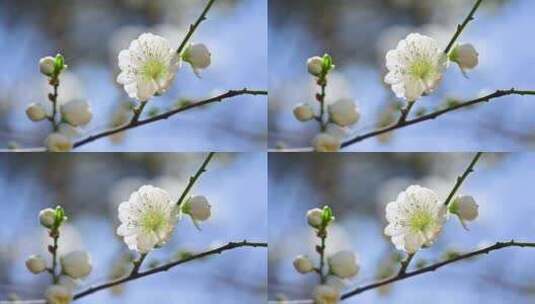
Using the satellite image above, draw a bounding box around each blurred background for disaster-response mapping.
[269,0,535,151]
[0,0,267,151]
[0,152,267,303]
[269,153,535,303]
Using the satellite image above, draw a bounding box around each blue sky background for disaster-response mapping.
[268,153,535,303]
[269,0,535,151]
[0,153,267,303]
[0,0,267,151]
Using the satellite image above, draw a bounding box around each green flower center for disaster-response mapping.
[141,210,167,233]
[141,59,167,81]
[409,58,433,80]
[409,210,433,233]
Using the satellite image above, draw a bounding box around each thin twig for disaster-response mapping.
[130,253,148,275]
[176,0,217,56]
[71,89,266,149]
[341,240,535,299]
[272,89,535,152]
[397,253,414,275]
[443,152,483,206]
[444,0,484,54]
[340,89,535,148]
[176,152,215,207]
[397,101,415,123]
[318,230,327,284]
[72,240,267,301]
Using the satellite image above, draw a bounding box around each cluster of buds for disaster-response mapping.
[27,54,93,152]
[25,206,93,304]
[293,54,361,152]
[292,206,360,304]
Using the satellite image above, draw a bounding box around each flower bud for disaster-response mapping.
[293,255,314,274]
[45,133,73,152]
[449,195,479,229]
[25,255,47,274]
[60,250,92,279]
[26,103,47,121]
[450,43,479,71]
[39,208,56,228]
[60,99,92,126]
[183,43,211,73]
[293,103,314,122]
[183,195,211,221]
[328,250,359,279]
[307,56,323,76]
[328,99,360,127]
[312,133,341,152]
[313,284,340,304]
[39,56,56,76]
[306,208,323,228]
[45,285,72,304]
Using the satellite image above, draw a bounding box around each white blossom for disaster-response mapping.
[307,56,324,77]
[26,103,47,121]
[45,133,73,152]
[384,185,446,253]
[313,284,340,304]
[45,285,72,304]
[313,133,341,152]
[182,195,211,222]
[385,33,448,102]
[117,185,179,253]
[449,195,479,229]
[182,43,211,76]
[450,43,479,71]
[328,99,360,127]
[306,208,323,228]
[60,99,92,126]
[328,250,359,279]
[25,255,47,274]
[117,33,180,101]
[39,56,56,76]
[39,208,56,228]
[293,255,314,274]
[60,250,92,279]
[293,103,315,122]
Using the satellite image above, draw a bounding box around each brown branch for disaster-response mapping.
[340,240,535,299]
[71,89,266,149]
[73,240,267,301]
[340,89,535,148]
